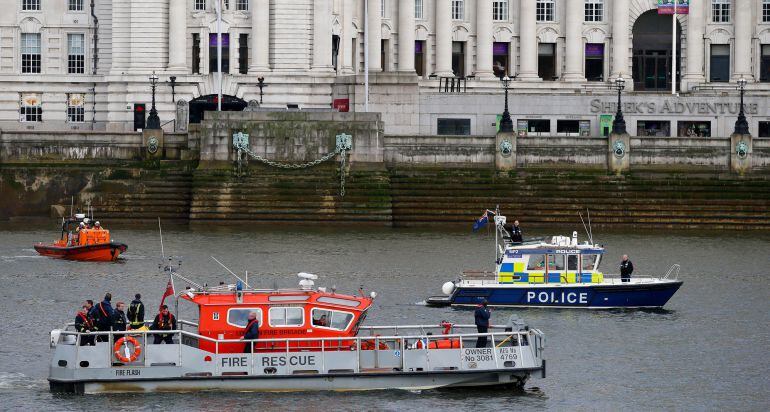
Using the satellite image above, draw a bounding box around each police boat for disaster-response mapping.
[48,271,545,394]
[426,213,683,309]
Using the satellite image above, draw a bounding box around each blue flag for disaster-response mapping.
[472,211,490,232]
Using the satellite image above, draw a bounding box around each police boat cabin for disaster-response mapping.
[49,273,545,394]
[427,213,682,309]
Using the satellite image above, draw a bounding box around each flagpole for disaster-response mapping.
[672,0,677,96]
[216,0,223,111]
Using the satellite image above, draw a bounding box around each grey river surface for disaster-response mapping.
[0,223,769,411]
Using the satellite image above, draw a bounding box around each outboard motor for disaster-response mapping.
[504,315,529,332]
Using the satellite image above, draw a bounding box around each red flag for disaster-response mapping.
[159,279,174,310]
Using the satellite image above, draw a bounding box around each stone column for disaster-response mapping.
[167,0,187,71]
[475,0,493,78]
[611,0,630,80]
[398,0,415,71]
[518,0,538,80]
[733,0,753,80]
[562,0,584,81]
[367,0,382,72]
[681,0,706,89]
[250,0,270,72]
[434,0,453,76]
[341,0,355,74]
[312,0,334,70]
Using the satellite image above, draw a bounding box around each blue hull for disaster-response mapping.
[439,282,683,308]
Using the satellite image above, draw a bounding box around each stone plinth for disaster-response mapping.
[495,131,517,171]
[608,133,630,174]
[730,133,752,175]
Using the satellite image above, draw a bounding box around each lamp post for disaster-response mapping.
[612,76,627,135]
[146,71,161,130]
[499,75,513,133]
[734,77,749,135]
[168,76,177,102]
[257,77,266,105]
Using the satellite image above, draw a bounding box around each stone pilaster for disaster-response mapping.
[733,0,753,80]
[495,131,517,171]
[611,0,630,80]
[518,0,538,80]
[367,0,382,72]
[562,0,584,82]
[250,0,270,72]
[312,0,334,71]
[341,0,355,74]
[167,0,187,71]
[397,0,415,72]
[608,133,630,174]
[682,0,706,90]
[434,0,453,76]
[475,0,493,78]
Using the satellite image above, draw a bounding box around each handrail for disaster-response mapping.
[663,264,681,280]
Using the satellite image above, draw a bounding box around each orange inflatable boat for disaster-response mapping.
[34,214,127,262]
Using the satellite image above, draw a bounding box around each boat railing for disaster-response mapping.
[52,325,544,376]
[662,264,681,280]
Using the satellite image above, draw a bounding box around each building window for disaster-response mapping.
[452,41,465,77]
[67,94,85,123]
[493,42,509,78]
[209,33,230,73]
[585,0,603,22]
[759,121,770,137]
[712,0,730,23]
[437,118,471,135]
[21,33,41,74]
[557,120,580,135]
[637,121,671,137]
[238,34,248,74]
[493,1,508,21]
[452,0,464,20]
[22,0,40,11]
[68,0,83,12]
[332,35,340,71]
[710,44,730,82]
[761,45,770,82]
[585,43,604,81]
[538,43,556,80]
[194,0,206,11]
[20,93,42,122]
[415,0,423,19]
[192,33,201,74]
[236,0,248,11]
[415,40,425,76]
[764,0,770,22]
[677,121,711,137]
[68,34,85,74]
[536,0,555,22]
[525,119,550,134]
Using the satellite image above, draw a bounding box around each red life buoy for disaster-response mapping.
[114,336,142,363]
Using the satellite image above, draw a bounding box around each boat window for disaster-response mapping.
[547,255,564,270]
[268,295,310,302]
[311,308,355,331]
[268,307,304,327]
[226,308,263,328]
[317,296,361,308]
[527,254,546,270]
[582,255,597,271]
[567,255,578,271]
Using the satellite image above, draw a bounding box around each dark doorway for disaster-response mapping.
[189,94,248,124]
[632,10,681,91]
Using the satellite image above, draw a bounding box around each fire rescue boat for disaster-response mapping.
[48,271,545,394]
[34,214,127,262]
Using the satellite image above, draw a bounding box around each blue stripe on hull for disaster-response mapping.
[450,282,682,308]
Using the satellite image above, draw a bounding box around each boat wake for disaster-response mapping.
[0,372,46,391]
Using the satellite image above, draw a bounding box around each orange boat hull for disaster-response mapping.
[34,242,127,262]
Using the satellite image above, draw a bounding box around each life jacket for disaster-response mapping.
[127,301,143,327]
[244,319,259,338]
[77,312,93,331]
[157,313,174,330]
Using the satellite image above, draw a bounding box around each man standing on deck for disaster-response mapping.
[75,305,95,346]
[127,294,145,330]
[151,305,177,344]
[242,312,260,353]
[89,293,114,342]
[475,300,491,348]
[620,255,634,283]
[504,220,523,243]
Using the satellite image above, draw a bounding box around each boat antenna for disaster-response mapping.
[586,208,594,244]
[69,196,74,217]
[170,271,204,290]
[158,217,165,258]
[211,256,252,289]
[579,211,591,243]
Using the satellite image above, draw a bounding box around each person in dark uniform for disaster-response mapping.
[75,305,95,346]
[504,220,523,243]
[151,305,177,344]
[127,294,145,330]
[620,255,634,283]
[111,302,128,339]
[89,293,114,342]
[242,312,260,353]
[474,300,491,348]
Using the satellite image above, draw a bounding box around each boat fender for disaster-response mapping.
[441,282,455,296]
[114,336,142,363]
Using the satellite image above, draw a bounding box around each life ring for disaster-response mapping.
[114,336,142,363]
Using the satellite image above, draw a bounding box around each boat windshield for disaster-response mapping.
[527,254,546,270]
[582,255,597,271]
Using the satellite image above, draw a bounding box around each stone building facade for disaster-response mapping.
[0,0,769,137]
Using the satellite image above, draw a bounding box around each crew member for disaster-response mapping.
[474,300,491,348]
[620,255,634,283]
[89,293,114,342]
[94,221,102,230]
[504,220,523,243]
[127,293,145,330]
[242,312,260,353]
[75,305,95,346]
[111,302,128,337]
[74,222,85,244]
[151,305,177,344]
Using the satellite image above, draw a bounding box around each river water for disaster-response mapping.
[0,223,768,411]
